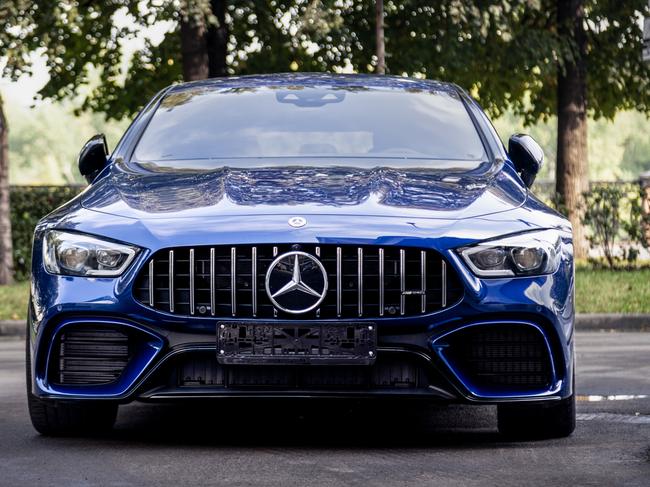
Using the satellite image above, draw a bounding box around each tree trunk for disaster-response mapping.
[375,0,385,74]
[556,0,588,258]
[0,97,14,285]
[207,0,228,77]
[180,9,209,81]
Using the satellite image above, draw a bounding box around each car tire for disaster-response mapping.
[497,394,576,440]
[25,323,118,436]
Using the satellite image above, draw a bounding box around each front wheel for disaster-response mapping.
[497,394,576,440]
[26,324,118,436]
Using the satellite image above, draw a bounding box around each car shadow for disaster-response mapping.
[91,399,508,449]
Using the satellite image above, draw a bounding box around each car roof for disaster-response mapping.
[166,72,459,95]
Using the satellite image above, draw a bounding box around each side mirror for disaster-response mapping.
[508,134,544,188]
[78,134,109,183]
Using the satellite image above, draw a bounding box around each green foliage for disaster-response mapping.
[10,185,83,280]
[0,281,30,320]
[621,132,650,176]
[575,268,650,314]
[313,1,650,124]
[2,1,333,120]
[3,1,650,126]
[581,184,650,269]
[6,98,128,184]
[492,110,650,181]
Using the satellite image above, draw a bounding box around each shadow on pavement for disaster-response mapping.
[76,400,511,448]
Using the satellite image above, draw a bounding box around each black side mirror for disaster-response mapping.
[78,134,109,183]
[508,134,544,188]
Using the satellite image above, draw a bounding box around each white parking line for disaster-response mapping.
[577,413,650,424]
[577,394,648,402]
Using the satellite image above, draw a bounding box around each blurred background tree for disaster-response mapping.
[0,0,39,284]
[3,1,329,120]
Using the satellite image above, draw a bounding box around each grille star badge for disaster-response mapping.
[265,251,328,314]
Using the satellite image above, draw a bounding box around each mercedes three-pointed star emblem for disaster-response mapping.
[265,251,328,314]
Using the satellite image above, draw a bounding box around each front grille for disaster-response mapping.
[442,324,554,393]
[174,352,430,390]
[133,244,463,319]
[53,327,131,385]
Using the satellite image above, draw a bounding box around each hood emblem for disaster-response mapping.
[288,216,307,228]
[265,251,328,314]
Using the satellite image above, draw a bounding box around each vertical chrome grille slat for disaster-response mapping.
[336,246,342,318]
[189,248,195,315]
[168,250,174,313]
[252,246,258,317]
[148,259,154,307]
[379,248,385,317]
[357,247,363,317]
[421,250,427,313]
[137,245,459,319]
[210,248,215,316]
[231,247,237,317]
[441,260,447,308]
[399,249,405,316]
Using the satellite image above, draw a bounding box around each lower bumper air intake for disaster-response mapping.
[435,322,556,397]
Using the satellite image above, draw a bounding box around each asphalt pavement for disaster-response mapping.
[0,332,649,486]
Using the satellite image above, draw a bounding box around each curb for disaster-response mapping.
[574,314,650,332]
[1,315,649,338]
[0,320,24,337]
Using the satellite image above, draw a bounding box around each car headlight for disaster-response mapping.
[43,230,139,277]
[458,229,561,277]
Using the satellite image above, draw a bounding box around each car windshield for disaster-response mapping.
[133,85,487,169]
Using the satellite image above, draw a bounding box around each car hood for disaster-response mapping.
[80,162,526,221]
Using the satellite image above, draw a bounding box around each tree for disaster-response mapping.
[375,0,385,74]
[310,1,650,257]
[0,0,39,284]
[3,1,327,121]
[0,96,13,284]
[556,0,589,253]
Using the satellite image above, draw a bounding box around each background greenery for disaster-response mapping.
[492,110,650,181]
[6,98,127,185]
[10,185,83,281]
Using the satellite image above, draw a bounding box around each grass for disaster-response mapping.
[0,281,29,321]
[575,268,650,314]
[0,269,648,320]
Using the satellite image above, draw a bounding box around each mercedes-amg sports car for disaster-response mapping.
[27,74,575,439]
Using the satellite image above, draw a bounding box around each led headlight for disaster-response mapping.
[458,229,561,277]
[43,230,139,277]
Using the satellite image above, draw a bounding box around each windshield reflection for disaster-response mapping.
[135,75,486,164]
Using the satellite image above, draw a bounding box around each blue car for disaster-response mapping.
[27,74,575,438]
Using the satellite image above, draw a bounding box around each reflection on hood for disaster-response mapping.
[82,162,525,218]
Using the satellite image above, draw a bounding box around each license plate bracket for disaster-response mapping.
[217,322,377,365]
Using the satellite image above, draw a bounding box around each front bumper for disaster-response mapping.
[28,243,575,404]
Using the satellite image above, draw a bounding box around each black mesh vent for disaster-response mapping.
[133,244,463,319]
[173,352,430,390]
[442,324,554,393]
[53,327,131,385]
